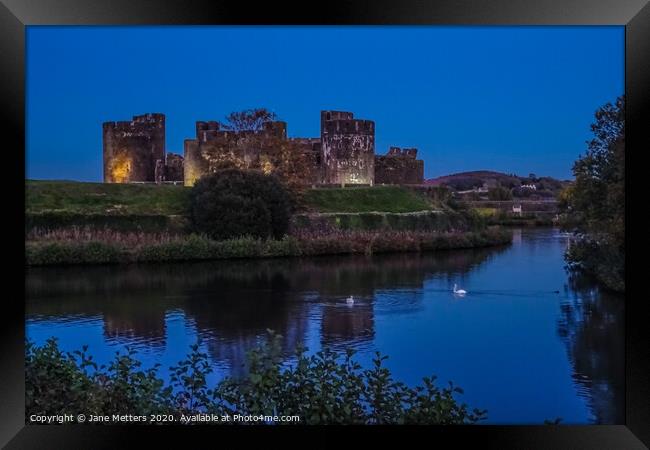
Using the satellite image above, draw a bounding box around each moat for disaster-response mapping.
[25,227,624,424]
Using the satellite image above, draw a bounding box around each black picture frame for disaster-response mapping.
[2,0,648,448]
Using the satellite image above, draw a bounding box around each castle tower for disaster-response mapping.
[320,111,375,185]
[103,113,165,183]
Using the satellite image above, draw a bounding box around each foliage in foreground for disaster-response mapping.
[26,333,487,425]
[558,96,624,292]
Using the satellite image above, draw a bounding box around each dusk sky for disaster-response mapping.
[26,26,623,181]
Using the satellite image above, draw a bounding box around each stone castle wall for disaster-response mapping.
[103,113,166,183]
[183,120,288,186]
[289,137,323,185]
[375,147,424,185]
[104,111,424,186]
[164,153,184,182]
[103,113,184,184]
[320,111,375,185]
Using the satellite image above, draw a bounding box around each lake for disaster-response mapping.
[25,227,624,424]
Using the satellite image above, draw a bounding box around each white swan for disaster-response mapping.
[453,284,467,296]
[346,295,355,306]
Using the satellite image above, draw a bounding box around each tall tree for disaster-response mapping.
[560,96,625,292]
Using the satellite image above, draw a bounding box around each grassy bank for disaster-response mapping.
[26,211,190,233]
[26,181,512,266]
[26,181,439,233]
[291,210,485,233]
[470,207,556,227]
[27,181,432,215]
[26,227,512,266]
[26,180,190,215]
[301,186,432,213]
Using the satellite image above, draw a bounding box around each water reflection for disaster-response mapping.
[557,274,625,424]
[25,229,625,424]
[26,247,502,362]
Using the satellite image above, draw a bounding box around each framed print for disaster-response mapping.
[1,0,648,448]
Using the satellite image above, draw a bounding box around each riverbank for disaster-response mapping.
[25,227,512,266]
[26,180,514,266]
[26,180,445,233]
[464,200,558,227]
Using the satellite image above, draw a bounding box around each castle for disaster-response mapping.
[103,111,424,186]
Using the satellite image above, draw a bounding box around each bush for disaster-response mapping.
[565,237,624,292]
[25,241,123,265]
[189,169,292,240]
[26,333,487,424]
[487,186,512,201]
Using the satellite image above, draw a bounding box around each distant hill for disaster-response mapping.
[426,171,513,187]
[425,171,571,199]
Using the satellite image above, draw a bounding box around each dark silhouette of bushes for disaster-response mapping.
[26,333,487,425]
[189,169,292,240]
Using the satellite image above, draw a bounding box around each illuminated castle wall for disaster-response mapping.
[183,120,288,187]
[102,113,183,183]
[104,111,424,186]
[320,111,375,185]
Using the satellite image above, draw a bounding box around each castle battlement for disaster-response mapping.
[321,111,354,122]
[191,120,287,143]
[104,110,424,187]
[387,147,418,158]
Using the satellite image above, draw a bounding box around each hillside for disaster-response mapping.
[425,171,571,198]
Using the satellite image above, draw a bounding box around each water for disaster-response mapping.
[25,228,624,424]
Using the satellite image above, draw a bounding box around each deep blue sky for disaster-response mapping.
[26,26,623,181]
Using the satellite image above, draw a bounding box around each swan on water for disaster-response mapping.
[346,295,355,306]
[453,284,467,296]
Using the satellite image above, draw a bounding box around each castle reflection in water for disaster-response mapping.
[26,249,497,375]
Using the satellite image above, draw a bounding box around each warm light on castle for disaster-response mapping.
[102,111,425,186]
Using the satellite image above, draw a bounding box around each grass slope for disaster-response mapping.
[27,181,433,215]
[26,180,191,215]
[302,186,431,213]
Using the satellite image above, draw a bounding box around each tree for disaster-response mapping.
[487,185,512,201]
[189,169,292,240]
[222,108,277,132]
[560,96,624,292]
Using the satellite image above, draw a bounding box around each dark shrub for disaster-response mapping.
[189,169,292,240]
[26,333,487,424]
[25,241,123,265]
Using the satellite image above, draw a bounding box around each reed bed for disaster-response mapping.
[26,226,512,266]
